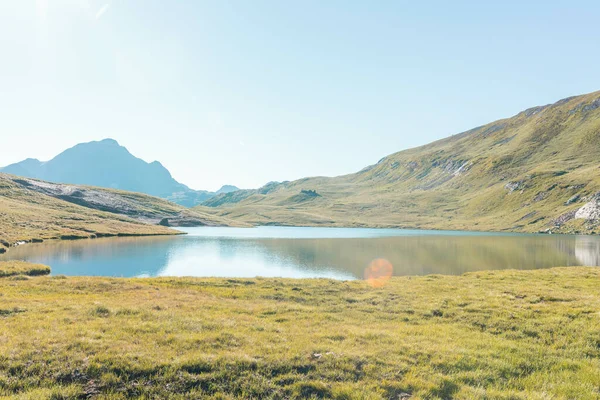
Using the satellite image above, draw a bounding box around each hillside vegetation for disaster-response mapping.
[1,267,599,399]
[202,91,600,234]
[0,173,236,252]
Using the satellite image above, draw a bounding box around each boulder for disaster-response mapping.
[575,193,600,221]
[565,194,580,205]
[505,181,522,193]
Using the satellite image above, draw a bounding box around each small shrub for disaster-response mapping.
[90,305,111,317]
[0,307,26,317]
[291,381,332,399]
[9,275,30,281]
[115,308,140,316]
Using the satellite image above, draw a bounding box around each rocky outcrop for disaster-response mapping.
[552,210,577,227]
[451,161,472,176]
[12,178,141,217]
[283,189,323,205]
[565,194,580,205]
[575,193,600,221]
[300,189,320,198]
[533,191,549,202]
[569,97,600,115]
[158,213,208,227]
[505,181,523,193]
[442,159,472,176]
[9,176,229,227]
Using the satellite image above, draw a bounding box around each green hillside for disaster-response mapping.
[0,173,237,253]
[202,91,600,234]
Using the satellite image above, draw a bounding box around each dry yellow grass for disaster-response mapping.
[1,267,600,399]
[0,261,50,277]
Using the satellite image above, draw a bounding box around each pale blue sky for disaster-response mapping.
[1,1,598,191]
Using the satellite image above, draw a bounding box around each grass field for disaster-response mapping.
[1,266,599,399]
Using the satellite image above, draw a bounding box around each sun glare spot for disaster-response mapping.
[364,258,393,288]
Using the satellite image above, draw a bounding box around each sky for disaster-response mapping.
[1,1,599,191]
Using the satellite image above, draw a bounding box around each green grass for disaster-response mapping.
[201,91,600,234]
[0,261,50,277]
[2,267,600,399]
[0,174,178,249]
[0,174,243,253]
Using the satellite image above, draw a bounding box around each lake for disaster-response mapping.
[1,226,599,279]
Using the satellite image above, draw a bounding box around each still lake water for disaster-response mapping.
[1,226,600,279]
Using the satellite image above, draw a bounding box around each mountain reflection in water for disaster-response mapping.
[1,227,599,279]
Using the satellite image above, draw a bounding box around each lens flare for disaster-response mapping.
[364,258,393,288]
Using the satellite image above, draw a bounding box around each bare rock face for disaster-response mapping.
[575,193,600,221]
[158,214,207,227]
[449,160,473,177]
[565,194,580,205]
[505,181,522,193]
[9,177,222,227]
[553,210,576,227]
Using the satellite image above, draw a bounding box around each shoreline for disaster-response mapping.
[0,230,186,255]
[2,222,596,258]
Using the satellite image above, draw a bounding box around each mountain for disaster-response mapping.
[216,185,240,195]
[0,173,240,253]
[0,139,235,207]
[200,90,600,234]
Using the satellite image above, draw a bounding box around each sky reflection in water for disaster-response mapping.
[1,227,599,279]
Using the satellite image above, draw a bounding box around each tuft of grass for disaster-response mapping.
[1,267,600,398]
[0,261,50,277]
[8,275,30,281]
[90,305,111,317]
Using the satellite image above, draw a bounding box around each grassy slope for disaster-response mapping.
[202,91,600,234]
[0,174,235,250]
[1,268,599,399]
[0,261,50,277]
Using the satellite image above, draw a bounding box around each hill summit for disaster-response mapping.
[1,139,237,207]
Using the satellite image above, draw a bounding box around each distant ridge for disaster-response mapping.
[1,139,238,207]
